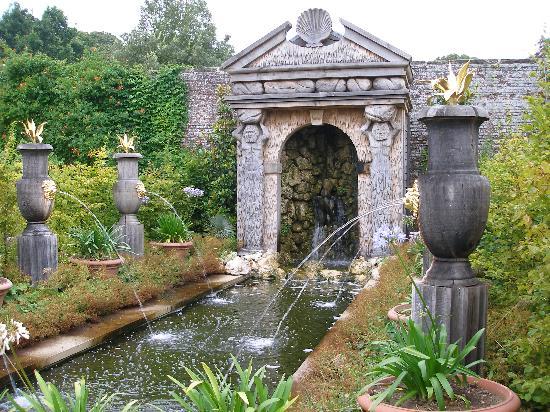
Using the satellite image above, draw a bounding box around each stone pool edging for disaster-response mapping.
[0,274,248,388]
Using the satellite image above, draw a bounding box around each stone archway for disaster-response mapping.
[280,124,358,262]
[223,9,412,257]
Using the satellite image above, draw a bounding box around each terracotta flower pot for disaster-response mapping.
[0,277,13,306]
[69,257,124,278]
[387,303,411,323]
[150,241,193,260]
[357,376,520,412]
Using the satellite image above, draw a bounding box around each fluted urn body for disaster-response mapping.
[16,143,58,282]
[418,105,490,285]
[113,153,144,256]
[412,105,490,364]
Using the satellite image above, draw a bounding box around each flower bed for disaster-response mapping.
[0,236,228,346]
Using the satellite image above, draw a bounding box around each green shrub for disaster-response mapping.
[152,213,192,243]
[471,40,549,409]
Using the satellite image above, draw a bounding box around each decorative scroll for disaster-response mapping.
[234,109,269,252]
[361,104,400,255]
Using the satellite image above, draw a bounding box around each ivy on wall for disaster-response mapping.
[0,49,188,165]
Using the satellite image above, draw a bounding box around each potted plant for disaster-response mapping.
[150,213,193,259]
[16,120,58,283]
[357,319,520,412]
[68,226,130,277]
[113,134,146,257]
[0,276,13,306]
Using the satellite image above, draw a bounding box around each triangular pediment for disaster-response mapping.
[222,16,411,72]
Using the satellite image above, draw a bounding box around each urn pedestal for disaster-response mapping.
[113,153,144,257]
[16,144,58,283]
[412,106,490,363]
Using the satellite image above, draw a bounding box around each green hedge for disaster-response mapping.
[0,49,188,165]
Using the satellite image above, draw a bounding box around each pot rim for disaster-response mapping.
[113,153,143,159]
[387,303,411,322]
[69,257,124,266]
[0,277,13,290]
[357,376,520,412]
[150,241,193,248]
[418,105,489,122]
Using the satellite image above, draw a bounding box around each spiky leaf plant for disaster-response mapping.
[430,61,474,105]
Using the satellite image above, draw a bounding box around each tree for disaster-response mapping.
[119,0,234,68]
[436,53,477,61]
[0,2,36,51]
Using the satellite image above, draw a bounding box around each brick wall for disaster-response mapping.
[181,59,539,177]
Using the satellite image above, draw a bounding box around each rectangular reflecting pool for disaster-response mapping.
[38,277,360,410]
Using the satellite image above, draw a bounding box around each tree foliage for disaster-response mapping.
[118,0,233,68]
[0,3,117,61]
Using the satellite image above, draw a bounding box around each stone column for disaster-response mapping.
[234,109,269,254]
[113,153,144,256]
[412,106,490,363]
[16,144,58,283]
[361,104,400,255]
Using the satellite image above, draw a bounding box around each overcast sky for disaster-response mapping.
[1,0,548,60]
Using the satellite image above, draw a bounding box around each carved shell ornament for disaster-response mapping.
[296,8,332,47]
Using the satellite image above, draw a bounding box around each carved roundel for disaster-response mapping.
[296,8,332,47]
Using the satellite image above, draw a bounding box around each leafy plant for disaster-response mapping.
[168,356,297,412]
[69,226,130,260]
[363,319,484,411]
[430,61,474,105]
[153,213,192,243]
[20,119,46,143]
[117,133,135,153]
[2,370,138,411]
[208,215,235,239]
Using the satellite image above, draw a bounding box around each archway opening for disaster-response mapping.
[279,124,359,265]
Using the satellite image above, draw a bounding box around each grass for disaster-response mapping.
[292,248,412,411]
[0,236,229,347]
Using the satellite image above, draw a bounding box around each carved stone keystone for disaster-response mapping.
[412,105,490,364]
[113,153,145,256]
[16,144,57,283]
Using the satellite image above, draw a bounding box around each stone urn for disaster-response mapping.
[16,143,58,283]
[412,105,490,363]
[113,153,144,256]
[69,257,124,278]
[0,278,13,306]
[150,241,193,260]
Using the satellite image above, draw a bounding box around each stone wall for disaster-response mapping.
[181,59,539,176]
[181,68,230,146]
[408,59,539,180]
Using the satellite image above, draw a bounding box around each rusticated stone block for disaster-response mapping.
[232,82,264,95]
[372,77,401,90]
[315,78,346,92]
[389,77,406,89]
[346,78,372,91]
[264,80,315,94]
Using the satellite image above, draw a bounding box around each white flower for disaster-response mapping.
[0,323,9,356]
[9,320,30,345]
[0,320,30,356]
[404,180,419,219]
[183,187,204,198]
[373,225,407,250]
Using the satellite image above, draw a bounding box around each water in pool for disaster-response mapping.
[37,277,360,410]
